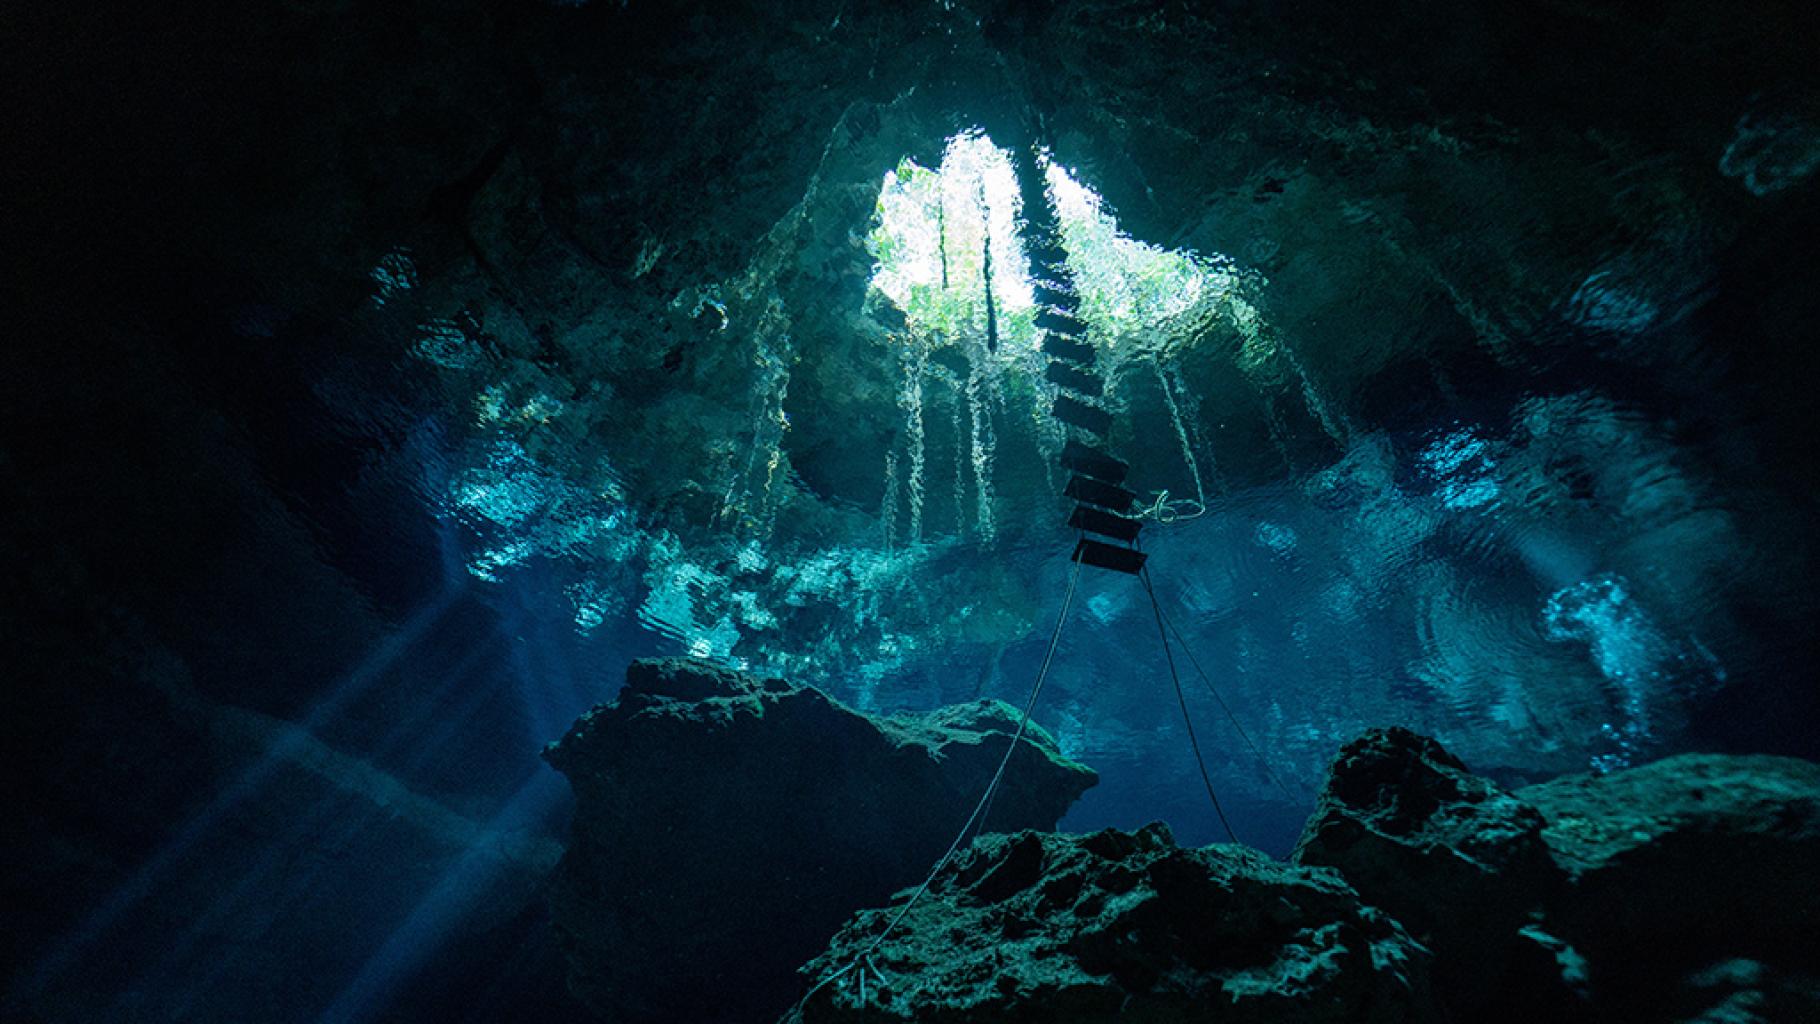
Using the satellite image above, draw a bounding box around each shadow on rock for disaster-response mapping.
[542,657,1097,1023]
[794,823,1436,1023]
[1295,726,1820,1022]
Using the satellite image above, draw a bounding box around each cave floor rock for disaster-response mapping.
[788,727,1819,1024]
[1295,727,1820,1022]
[793,823,1437,1024]
[547,663,1820,1024]
[543,657,1096,1024]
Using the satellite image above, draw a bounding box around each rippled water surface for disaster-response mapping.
[336,125,1820,851]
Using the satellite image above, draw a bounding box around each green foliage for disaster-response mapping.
[868,132,1037,356]
[867,131,1254,372]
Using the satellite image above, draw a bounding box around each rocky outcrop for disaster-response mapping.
[1291,727,1568,1015]
[793,823,1437,1023]
[1520,753,1820,1019]
[1668,958,1820,1024]
[543,657,1097,1024]
[1294,728,1820,1022]
[788,729,1820,1024]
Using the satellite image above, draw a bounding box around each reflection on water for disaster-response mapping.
[357,126,1817,850]
[427,375,1783,815]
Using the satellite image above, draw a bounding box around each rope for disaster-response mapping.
[1131,502,1301,803]
[975,545,1084,833]
[976,554,1081,837]
[1133,489,1206,524]
[1140,566,1239,845]
[782,555,1083,1022]
[1154,600,1306,803]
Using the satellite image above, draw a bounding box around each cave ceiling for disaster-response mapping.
[19,0,1819,782]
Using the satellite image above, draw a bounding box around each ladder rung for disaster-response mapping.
[1052,395,1112,436]
[1044,361,1103,397]
[1041,333,1095,365]
[1064,475,1137,513]
[1036,310,1088,336]
[1068,505,1142,542]
[1033,284,1077,310]
[1072,537,1147,575]
[1059,438,1128,484]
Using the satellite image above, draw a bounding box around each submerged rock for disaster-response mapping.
[794,824,1438,1024]
[1292,727,1567,1015]
[543,657,1096,1024]
[1519,753,1820,1018]
[1295,727,1820,1021]
[1669,958,1820,1024]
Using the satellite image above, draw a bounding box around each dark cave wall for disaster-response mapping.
[15,0,1819,521]
[14,0,1819,348]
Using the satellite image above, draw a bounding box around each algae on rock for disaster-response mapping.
[796,823,1437,1024]
[543,657,1097,1023]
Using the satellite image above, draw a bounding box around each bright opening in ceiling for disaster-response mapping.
[869,130,1038,352]
[867,130,1246,361]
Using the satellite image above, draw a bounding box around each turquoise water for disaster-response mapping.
[383,133,1811,852]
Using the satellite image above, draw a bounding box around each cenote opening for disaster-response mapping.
[6,2,1820,1022]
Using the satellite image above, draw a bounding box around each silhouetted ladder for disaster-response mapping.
[1015,144,1147,575]
[1059,437,1128,484]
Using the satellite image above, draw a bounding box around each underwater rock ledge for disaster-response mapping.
[1296,727,1820,1021]
[794,824,1436,1023]
[543,657,1097,1024]
[794,727,1820,1024]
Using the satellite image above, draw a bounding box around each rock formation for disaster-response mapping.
[543,657,1097,1023]
[1291,727,1565,1015]
[1295,727,1820,1022]
[793,824,1437,1023]
[1521,753,1820,1021]
[10,0,1820,1019]
[790,727,1820,1023]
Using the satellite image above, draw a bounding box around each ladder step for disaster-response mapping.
[1068,504,1142,542]
[1044,361,1103,397]
[1072,537,1147,575]
[1041,333,1096,365]
[1028,242,1068,268]
[1064,474,1137,513]
[1033,284,1077,310]
[1036,310,1088,336]
[1059,438,1128,484]
[1052,395,1113,436]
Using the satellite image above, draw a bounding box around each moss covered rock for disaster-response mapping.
[544,657,1096,1023]
[1295,728,1820,1022]
[1293,726,1566,1015]
[1518,753,1820,1018]
[795,824,1436,1023]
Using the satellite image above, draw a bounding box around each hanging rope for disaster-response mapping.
[975,552,1081,837]
[1140,565,1239,845]
[1154,599,1308,803]
[782,555,1083,1021]
[783,527,1307,1019]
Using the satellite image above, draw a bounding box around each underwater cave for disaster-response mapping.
[5,1,1820,1021]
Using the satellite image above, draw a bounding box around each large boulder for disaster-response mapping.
[1665,958,1820,1024]
[543,657,1097,1024]
[793,824,1438,1023]
[1294,728,1820,1022]
[1518,753,1820,1017]
[1291,727,1568,1015]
